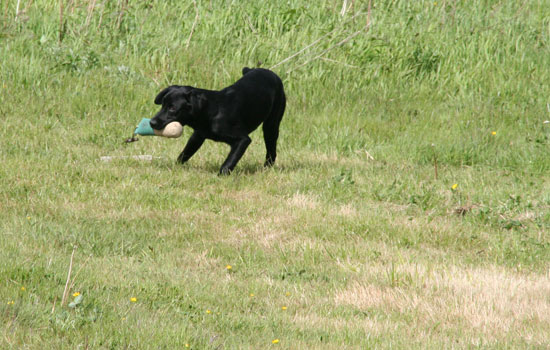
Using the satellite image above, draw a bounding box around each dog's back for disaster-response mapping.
[235,67,284,95]
[222,68,285,131]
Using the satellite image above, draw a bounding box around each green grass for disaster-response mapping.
[1,0,550,348]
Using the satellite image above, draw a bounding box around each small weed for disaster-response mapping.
[405,46,441,77]
[332,168,355,185]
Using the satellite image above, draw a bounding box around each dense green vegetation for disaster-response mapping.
[1,0,549,348]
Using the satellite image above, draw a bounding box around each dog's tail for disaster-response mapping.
[242,67,252,75]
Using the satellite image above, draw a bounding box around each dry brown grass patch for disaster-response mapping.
[335,264,550,344]
[287,192,319,210]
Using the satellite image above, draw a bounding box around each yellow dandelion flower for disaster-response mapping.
[185,344,190,348]
[21,286,26,291]
[281,306,287,310]
[26,216,31,220]
[73,292,80,297]
[130,297,137,302]
[491,131,496,135]
[285,292,291,296]
[7,301,14,305]
[451,184,458,190]
[249,293,255,297]
[206,309,211,314]
[226,265,232,270]
[272,339,280,344]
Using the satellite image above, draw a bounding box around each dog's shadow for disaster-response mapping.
[151,157,308,176]
[193,162,287,176]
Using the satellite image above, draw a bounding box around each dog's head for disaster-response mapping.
[150,86,207,130]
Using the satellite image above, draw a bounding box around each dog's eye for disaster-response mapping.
[168,106,177,113]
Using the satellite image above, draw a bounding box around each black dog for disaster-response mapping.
[150,67,286,175]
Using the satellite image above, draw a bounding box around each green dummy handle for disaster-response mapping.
[134,118,156,136]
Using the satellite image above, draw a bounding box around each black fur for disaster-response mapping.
[150,67,286,175]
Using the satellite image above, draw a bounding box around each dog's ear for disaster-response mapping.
[154,86,173,105]
[242,67,252,75]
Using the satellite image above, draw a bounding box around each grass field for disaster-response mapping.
[1,0,550,348]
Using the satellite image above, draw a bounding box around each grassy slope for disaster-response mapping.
[1,0,550,348]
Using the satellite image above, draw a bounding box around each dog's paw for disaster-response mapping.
[264,157,276,167]
[219,167,232,176]
[176,153,188,164]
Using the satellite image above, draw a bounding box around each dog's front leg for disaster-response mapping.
[177,131,205,164]
[219,136,252,175]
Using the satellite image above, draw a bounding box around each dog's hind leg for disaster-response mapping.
[262,119,279,167]
[262,92,286,167]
